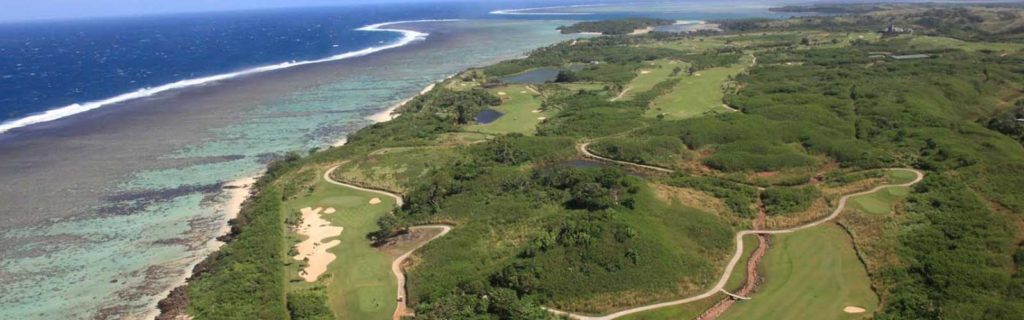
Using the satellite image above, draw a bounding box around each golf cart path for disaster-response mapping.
[323,166,451,320]
[578,142,674,173]
[547,156,923,319]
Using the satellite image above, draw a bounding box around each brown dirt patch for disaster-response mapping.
[652,184,730,215]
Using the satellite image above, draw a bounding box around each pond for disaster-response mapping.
[500,64,591,84]
[501,67,561,84]
[475,108,504,124]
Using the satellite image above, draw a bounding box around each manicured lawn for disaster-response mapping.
[466,84,548,135]
[848,186,909,215]
[621,60,686,100]
[721,225,878,320]
[646,63,746,120]
[283,177,398,320]
[886,169,918,184]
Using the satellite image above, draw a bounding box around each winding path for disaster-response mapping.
[550,149,924,320]
[578,142,674,173]
[323,166,452,320]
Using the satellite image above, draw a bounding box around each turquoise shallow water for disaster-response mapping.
[0,19,577,319]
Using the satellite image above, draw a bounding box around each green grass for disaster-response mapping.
[466,84,549,135]
[907,35,1024,52]
[621,60,686,100]
[642,36,729,53]
[721,225,878,320]
[848,186,910,215]
[332,146,465,193]
[617,294,722,320]
[283,177,399,320]
[646,63,746,120]
[885,169,918,184]
[725,234,760,292]
[559,82,609,92]
[614,223,756,320]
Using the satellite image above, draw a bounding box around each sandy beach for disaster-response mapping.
[217,177,258,247]
[366,81,440,123]
[364,73,452,123]
[145,176,258,320]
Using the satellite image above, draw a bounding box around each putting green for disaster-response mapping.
[886,169,919,184]
[848,186,910,215]
[284,177,398,320]
[721,225,878,320]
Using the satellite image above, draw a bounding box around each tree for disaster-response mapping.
[374,214,406,240]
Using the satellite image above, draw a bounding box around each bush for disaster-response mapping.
[286,288,334,320]
[589,136,688,168]
[761,186,820,216]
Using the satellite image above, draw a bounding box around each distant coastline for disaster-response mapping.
[490,4,603,15]
[0,19,459,135]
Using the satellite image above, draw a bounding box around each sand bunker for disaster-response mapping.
[369,197,382,205]
[843,306,866,314]
[537,117,547,120]
[324,207,336,214]
[520,91,527,94]
[640,70,652,74]
[293,207,343,282]
[531,109,541,113]
[497,92,507,96]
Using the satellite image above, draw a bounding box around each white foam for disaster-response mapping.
[0,19,460,134]
[489,4,604,15]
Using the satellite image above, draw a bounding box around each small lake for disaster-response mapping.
[501,67,561,84]
[475,108,504,124]
[500,64,590,84]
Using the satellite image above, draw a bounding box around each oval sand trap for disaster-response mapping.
[369,197,382,205]
[843,306,866,314]
[323,207,336,214]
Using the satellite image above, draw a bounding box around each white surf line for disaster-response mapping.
[547,168,924,320]
[490,4,606,15]
[0,19,461,134]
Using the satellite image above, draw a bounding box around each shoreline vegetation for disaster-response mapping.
[155,75,444,319]
[163,4,1024,320]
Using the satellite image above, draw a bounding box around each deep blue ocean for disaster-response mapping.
[0,0,794,128]
[0,3,465,122]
